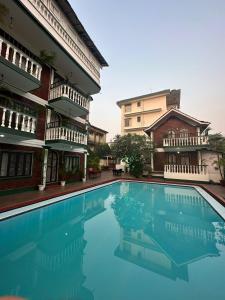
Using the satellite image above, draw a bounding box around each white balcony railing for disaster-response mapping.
[27,0,100,83]
[163,136,209,147]
[49,84,89,111]
[164,164,209,182]
[0,106,37,134]
[46,126,87,146]
[0,36,42,81]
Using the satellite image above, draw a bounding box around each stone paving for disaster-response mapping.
[0,171,225,213]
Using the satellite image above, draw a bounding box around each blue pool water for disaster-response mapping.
[0,182,225,300]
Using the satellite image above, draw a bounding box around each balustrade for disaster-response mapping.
[0,106,36,134]
[0,36,42,81]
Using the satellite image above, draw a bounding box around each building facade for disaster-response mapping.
[145,109,221,183]
[0,0,107,192]
[117,89,180,135]
[88,124,108,152]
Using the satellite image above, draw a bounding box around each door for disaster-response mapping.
[46,151,58,183]
[180,154,190,165]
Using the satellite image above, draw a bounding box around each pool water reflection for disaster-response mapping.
[0,182,225,300]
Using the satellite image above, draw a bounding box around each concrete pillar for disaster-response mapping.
[83,152,87,182]
[197,150,202,165]
[42,148,49,187]
[151,152,154,172]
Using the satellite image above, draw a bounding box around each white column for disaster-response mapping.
[8,110,13,128]
[5,44,10,60]
[15,112,20,130]
[42,148,49,187]
[0,38,3,55]
[150,152,154,172]
[82,152,87,182]
[1,108,6,127]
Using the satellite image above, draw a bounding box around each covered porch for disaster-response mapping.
[153,151,209,182]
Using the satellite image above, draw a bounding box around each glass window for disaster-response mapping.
[137,116,141,123]
[0,152,33,178]
[168,130,176,138]
[180,129,189,138]
[168,154,176,165]
[124,118,131,127]
[125,104,131,113]
[65,156,80,172]
[0,153,8,176]
[137,101,141,107]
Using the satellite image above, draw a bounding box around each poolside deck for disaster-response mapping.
[0,171,225,212]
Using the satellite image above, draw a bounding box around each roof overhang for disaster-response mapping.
[145,109,210,133]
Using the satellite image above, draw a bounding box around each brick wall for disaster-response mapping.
[31,65,51,100]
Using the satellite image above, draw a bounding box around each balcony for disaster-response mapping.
[163,135,209,150]
[164,165,209,182]
[0,34,42,92]
[49,84,89,117]
[0,106,37,141]
[45,122,87,151]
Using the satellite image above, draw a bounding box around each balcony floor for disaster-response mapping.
[0,171,225,213]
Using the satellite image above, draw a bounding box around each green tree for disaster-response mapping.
[95,143,111,158]
[208,133,225,181]
[87,150,100,170]
[111,134,153,177]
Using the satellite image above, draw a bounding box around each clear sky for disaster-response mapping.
[70,0,225,141]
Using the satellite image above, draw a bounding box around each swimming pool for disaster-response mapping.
[0,181,225,300]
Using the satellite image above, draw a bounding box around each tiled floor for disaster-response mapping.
[0,171,225,212]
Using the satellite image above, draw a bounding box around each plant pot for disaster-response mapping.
[38,184,45,191]
[220,179,225,186]
[60,181,66,186]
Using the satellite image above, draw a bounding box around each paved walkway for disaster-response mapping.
[0,171,225,212]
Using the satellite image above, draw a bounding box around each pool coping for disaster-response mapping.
[1,178,225,221]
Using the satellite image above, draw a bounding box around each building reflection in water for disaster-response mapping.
[113,182,225,282]
[0,190,107,300]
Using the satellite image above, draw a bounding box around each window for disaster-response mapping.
[137,116,141,123]
[180,129,189,138]
[168,130,176,138]
[168,154,176,165]
[125,104,131,113]
[180,154,190,165]
[137,101,141,107]
[124,118,131,127]
[65,156,80,172]
[0,152,32,178]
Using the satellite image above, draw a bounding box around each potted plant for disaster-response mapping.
[36,149,46,191]
[59,166,67,186]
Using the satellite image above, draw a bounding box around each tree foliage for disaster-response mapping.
[111,134,153,177]
[95,143,111,158]
[208,133,225,180]
[87,150,100,170]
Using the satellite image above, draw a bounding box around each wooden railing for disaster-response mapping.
[49,84,89,111]
[163,135,209,147]
[164,164,209,182]
[0,36,42,81]
[0,106,36,134]
[46,126,87,145]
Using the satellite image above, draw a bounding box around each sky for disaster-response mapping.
[70,0,225,141]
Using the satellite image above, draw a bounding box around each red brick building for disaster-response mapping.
[0,0,107,193]
[145,109,221,183]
